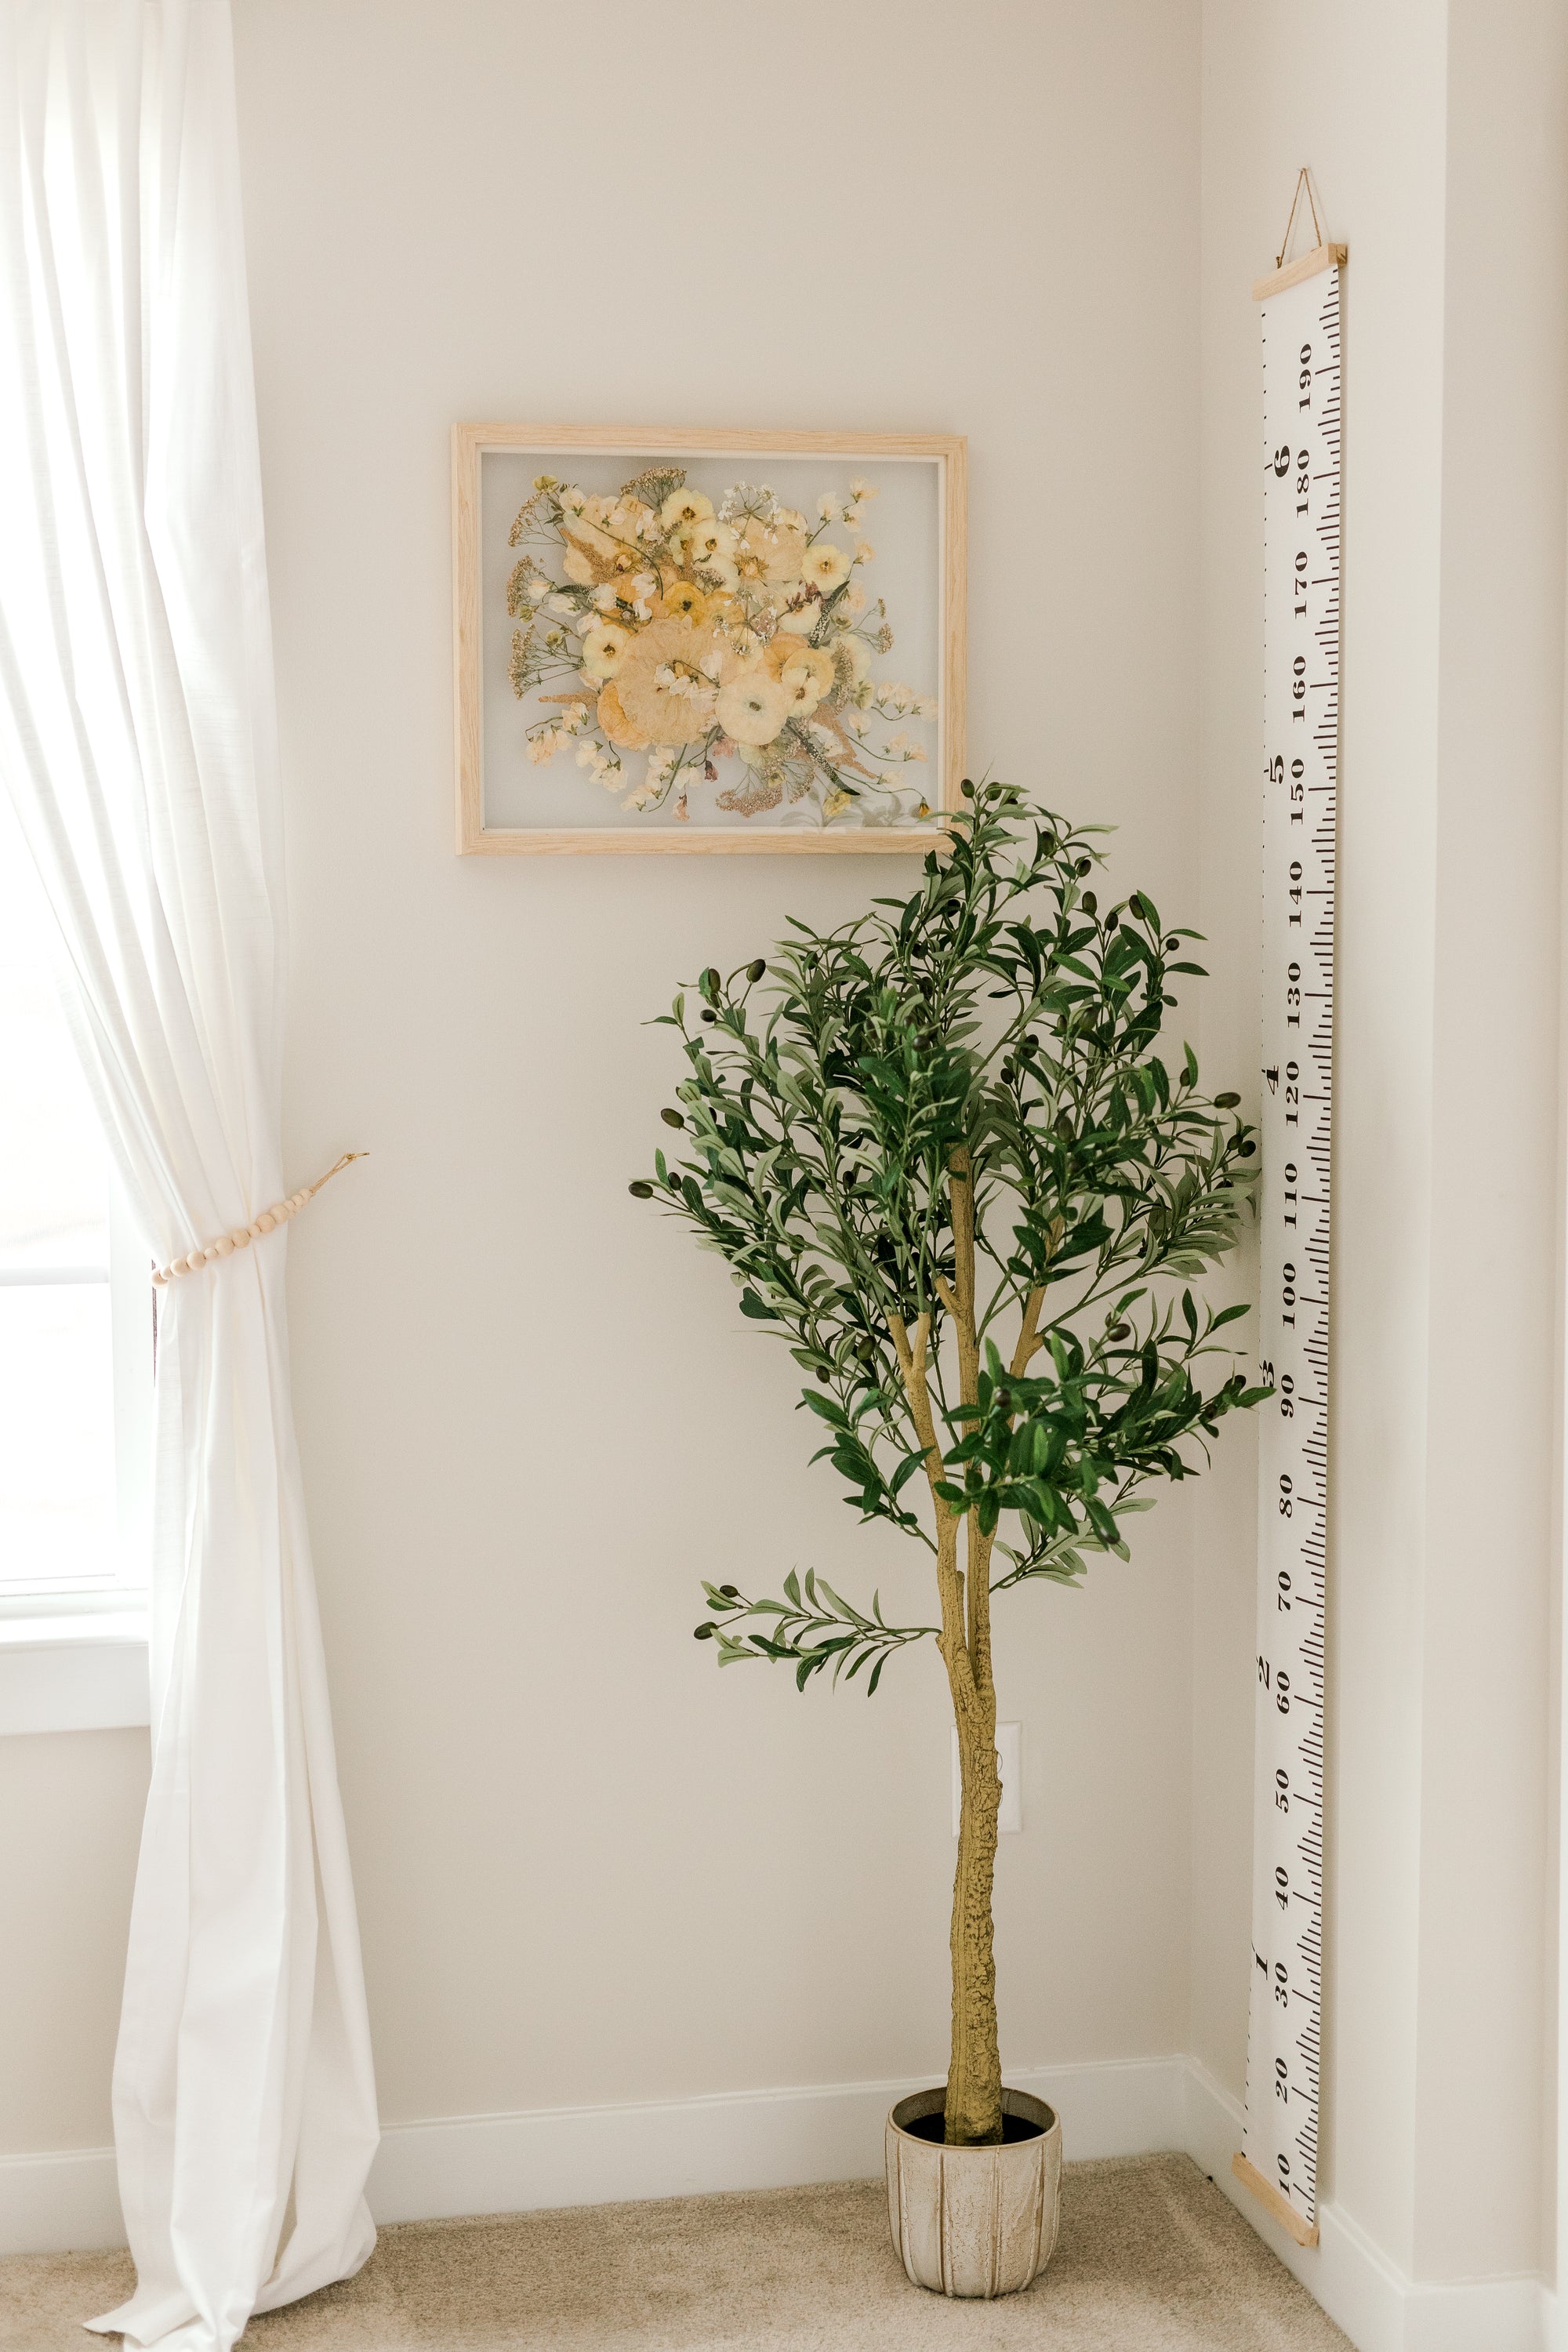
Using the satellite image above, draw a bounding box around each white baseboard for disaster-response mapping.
[1182,2056,1554,2352]
[4,2053,1555,2352]
[368,2052,1187,2227]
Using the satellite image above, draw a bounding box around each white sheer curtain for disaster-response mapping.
[0,5,379,2347]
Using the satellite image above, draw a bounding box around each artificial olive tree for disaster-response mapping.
[632,779,1265,2148]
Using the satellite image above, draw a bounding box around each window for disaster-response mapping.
[0,793,150,1632]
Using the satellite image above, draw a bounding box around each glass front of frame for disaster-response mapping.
[465,437,959,848]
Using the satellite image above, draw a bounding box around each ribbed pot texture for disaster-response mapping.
[884,2087,1062,2298]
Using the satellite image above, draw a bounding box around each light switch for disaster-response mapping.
[951,1720,1022,1835]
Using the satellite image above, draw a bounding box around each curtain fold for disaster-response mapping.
[0,6,379,2347]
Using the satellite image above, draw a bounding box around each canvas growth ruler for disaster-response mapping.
[1233,212,1345,2252]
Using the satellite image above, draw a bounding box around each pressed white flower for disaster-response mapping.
[776,602,818,636]
[549,594,578,616]
[660,487,715,530]
[817,495,842,523]
[581,621,630,680]
[562,701,593,733]
[716,673,789,746]
[698,554,739,592]
[560,485,587,515]
[699,648,724,681]
[842,583,866,616]
[685,516,737,567]
[914,695,938,720]
[774,506,808,533]
[849,476,879,501]
[801,542,851,593]
[854,541,874,564]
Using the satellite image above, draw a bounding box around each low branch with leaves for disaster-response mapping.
[631,776,1268,2149]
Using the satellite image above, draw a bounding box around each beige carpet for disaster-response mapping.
[2,2154,1351,2350]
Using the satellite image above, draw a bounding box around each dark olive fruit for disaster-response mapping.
[747,957,767,982]
[1166,935,1180,951]
[699,1008,717,1024]
[694,1623,715,1640]
[1214,1090,1240,1108]
[816,1366,832,1382]
[1042,832,1058,854]
[1081,890,1097,915]
[660,1107,684,1128]
[1076,858,1092,877]
[703,966,721,995]
[628,1180,654,1198]
[1105,909,1119,931]
[1129,893,1146,920]
[1109,1322,1131,1340]
[1239,1139,1257,1156]
[719,1584,739,1598]
[960,778,975,797]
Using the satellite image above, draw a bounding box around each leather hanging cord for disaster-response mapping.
[1276,167,1324,270]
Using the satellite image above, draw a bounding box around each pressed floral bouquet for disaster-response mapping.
[504,467,938,826]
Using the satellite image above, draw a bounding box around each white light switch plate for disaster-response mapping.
[952,1720,1022,1835]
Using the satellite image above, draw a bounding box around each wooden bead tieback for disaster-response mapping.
[151,1152,368,1286]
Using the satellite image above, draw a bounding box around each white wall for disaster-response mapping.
[1199,0,1568,2297]
[2,0,1217,2162]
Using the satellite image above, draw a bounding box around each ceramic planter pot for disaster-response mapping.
[884,2086,1062,2298]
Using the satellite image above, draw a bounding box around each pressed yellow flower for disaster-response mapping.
[660,487,715,530]
[801,542,851,593]
[564,514,618,561]
[716,672,789,746]
[779,662,828,717]
[597,682,651,751]
[761,635,832,687]
[775,601,818,637]
[581,621,630,681]
[613,618,717,746]
[740,516,806,584]
[698,554,739,593]
[822,789,853,821]
[657,581,709,623]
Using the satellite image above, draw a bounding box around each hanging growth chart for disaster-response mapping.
[1232,205,1345,2253]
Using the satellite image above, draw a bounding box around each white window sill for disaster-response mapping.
[0,1611,150,1735]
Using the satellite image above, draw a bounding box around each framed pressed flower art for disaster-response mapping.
[452,425,966,854]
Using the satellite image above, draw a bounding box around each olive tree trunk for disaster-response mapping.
[945,1682,1004,2143]
[892,1148,1045,2149]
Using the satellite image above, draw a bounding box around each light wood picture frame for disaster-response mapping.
[453,424,966,855]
